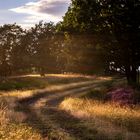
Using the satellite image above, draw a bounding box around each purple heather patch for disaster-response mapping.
[106,87,135,105]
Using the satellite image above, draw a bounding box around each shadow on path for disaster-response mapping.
[15,79,110,140]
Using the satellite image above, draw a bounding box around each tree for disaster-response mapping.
[59,0,105,74]
[55,32,102,74]
[99,0,140,85]
[0,24,24,76]
[61,0,101,33]
[27,21,56,76]
[61,0,140,85]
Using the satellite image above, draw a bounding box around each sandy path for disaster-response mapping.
[15,78,139,140]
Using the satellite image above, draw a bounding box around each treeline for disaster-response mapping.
[0,22,55,76]
[0,0,140,85]
[0,22,101,77]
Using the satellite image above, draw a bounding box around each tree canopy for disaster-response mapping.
[61,0,140,85]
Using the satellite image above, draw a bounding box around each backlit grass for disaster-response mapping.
[60,97,140,139]
[0,74,139,140]
[0,98,42,140]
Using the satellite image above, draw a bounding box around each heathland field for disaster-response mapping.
[0,74,140,140]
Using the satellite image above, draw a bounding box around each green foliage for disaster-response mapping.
[61,0,140,85]
[99,0,140,84]
[0,24,24,76]
[62,0,101,33]
[0,78,46,91]
[26,21,56,75]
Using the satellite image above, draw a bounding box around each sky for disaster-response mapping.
[0,0,71,28]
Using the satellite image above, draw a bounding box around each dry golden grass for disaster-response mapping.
[0,124,42,140]
[0,74,139,140]
[0,90,32,97]
[0,98,42,140]
[60,98,140,140]
[0,102,9,126]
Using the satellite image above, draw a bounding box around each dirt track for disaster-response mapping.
[15,78,110,140]
[13,75,139,140]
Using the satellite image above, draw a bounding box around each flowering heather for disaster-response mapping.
[106,87,135,105]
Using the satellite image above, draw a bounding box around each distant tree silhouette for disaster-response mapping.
[0,24,24,76]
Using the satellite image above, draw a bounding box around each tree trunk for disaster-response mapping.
[125,65,138,85]
[131,65,137,83]
[137,69,140,84]
[125,65,131,83]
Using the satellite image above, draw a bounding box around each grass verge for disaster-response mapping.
[60,97,140,140]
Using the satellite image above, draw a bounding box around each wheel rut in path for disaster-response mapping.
[15,79,110,140]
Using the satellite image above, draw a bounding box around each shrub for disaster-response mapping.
[106,87,135,105]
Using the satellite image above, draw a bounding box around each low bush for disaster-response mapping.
[106,87,138,105]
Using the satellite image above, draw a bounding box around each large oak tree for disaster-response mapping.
[61,0,140,85]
